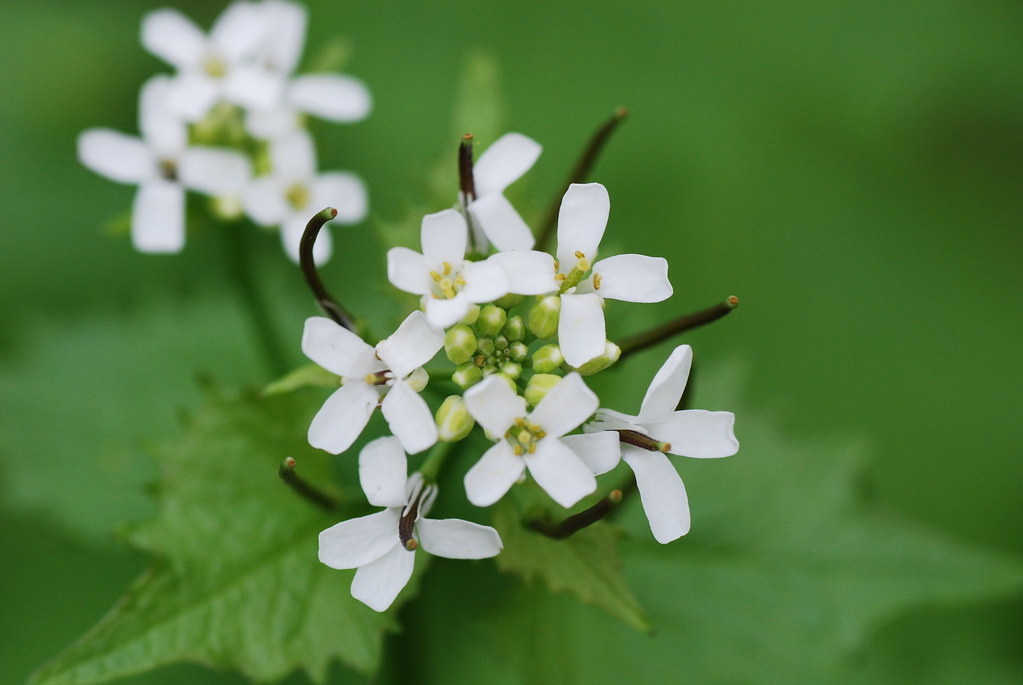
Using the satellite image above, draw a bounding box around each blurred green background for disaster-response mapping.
[1,0,1021,683]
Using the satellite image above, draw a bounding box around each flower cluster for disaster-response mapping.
[77,0,369,264]
[308,133,739,611]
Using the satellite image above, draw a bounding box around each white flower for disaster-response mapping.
[387,209,510,329]
[586,344,738,543]
[242,129,367,264]
[462,133,542,252]
[77,76,251,253]
[555,182,674,367]
[246,74,373,139]
[319,437,503,612]
[141,1,297,121]
[462,373,619,508]
[302,311,442,455]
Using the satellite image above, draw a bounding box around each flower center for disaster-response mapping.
[558,251,593,293]
[504,417,547,456]
[202,53,228,78]
[286,183,310,210]
[428,261,466,299]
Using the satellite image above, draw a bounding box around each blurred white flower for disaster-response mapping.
[586,344,738,543]
[462,133,542,252]
[77,76,251,253]
[387,209,509,329]
[245,74,373,139]
[302,312,442,455]
[319,437,503,612]
[242,129,367,264]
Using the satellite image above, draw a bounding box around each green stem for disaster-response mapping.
[419,440,457,483]
[618,295,739,359]
[224,222,289,377]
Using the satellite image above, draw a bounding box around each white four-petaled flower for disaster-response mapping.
[319,436,503,612]
[387,209,510,329]
[302,312,442,455]
[462,373,620,508]
[462,133,542,252]
[586,344,738,543]
[555,182,673,367]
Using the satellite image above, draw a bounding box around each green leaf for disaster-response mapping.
[29,386,410,685]
[492,493,650,632]
[263,363,340,397]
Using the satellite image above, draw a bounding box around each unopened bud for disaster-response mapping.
[475,304,507,337]
[436,395,475,442]
[532,344,565,373]
[527,296,561,339]
[495,335,509,351]
[459,304,481,325]
[504,315,526,341]
[571,341,621,376]
[477,337,496,357]
[525,373,562,408]
[500,361,522,380]
[509,341,528,362]
[444,325,478,365]
[405,366,430,392]
[452,362,483,389]
[494,293,524,309]
[492,373,519,394]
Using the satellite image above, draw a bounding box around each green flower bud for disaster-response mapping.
[452,362,483,389]
[525,373,562,408]
[494,293,524,309]
[571,341,622,376]
[509,341,528,362]
[503,315,526,341]
[475,304,507,337]
[532,344,565,373]
[459,304,481,325]
[527,296,560,339]
[405,367,430,392]
[500,361,522,380]
[495,334,509,351]
[444,325,478,365]
[492,372,518,393]
[477,337,496,357]
[436,395,475,442]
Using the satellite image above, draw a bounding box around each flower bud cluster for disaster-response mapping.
[77,0,370,264]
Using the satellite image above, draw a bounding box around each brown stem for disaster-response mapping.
[619,295,739,358]
[529,489,624,539]
[278,457,339,512]
[535,107,629,251]
[299,207,356,331]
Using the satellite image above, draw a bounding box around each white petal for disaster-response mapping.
[557,182,609,268]
[138,76,186,156]
[165,72,220,122]
[242,176,287,226]
[460,259,509,304]
[211,1,270,60]
[648,410,739,459]
[622,447,690,543]
[387,247,433,296]
[488,251,558,296]
[463,376,525,438]
[140,8,204,68]
[424,294,472,330]
[177,147,251,195]
[224,65,286,110]
[318,509,399,569]
[586,408,642,434]
[464,442,524,507]
[558,293,606,367]
[560,432,621,475]
[359,437,409,508]
[420,209,468,265]
[78,130,155,185]
[271,130,316,182]
[351,542,416,612]
[282,213,332,265]
[307,382,378,454]
[259,0,308,74]
[290,74,372,122]
[638,345,692,423]
[381,382,438,455]
[376,311,443,379]
[528,372,598,439]
[467,193,535,251]
[418,518,503,559]
[132,181,185,253]
[312,172,368,224]
[302,316,377,378]
[473,132,542,196]
[524,439,597,508]
[591,254,672,303]
[245,105,298,139]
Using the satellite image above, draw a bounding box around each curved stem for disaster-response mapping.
[528,488,624,539]
[619,295,739,359]
[299,207,356,331]
[278,457,339,512]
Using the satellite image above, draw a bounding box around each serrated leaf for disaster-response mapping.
[492,495,650,632]
[263,363,340,397]
[30,387,410,685]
